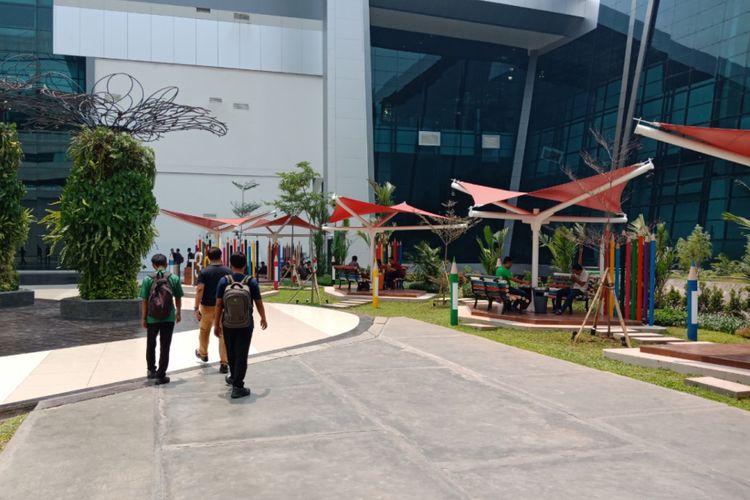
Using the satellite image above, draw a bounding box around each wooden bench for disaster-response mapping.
[469,275,511,311]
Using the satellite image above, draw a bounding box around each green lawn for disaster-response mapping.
[0,414,27,453]
[263,289,750,411]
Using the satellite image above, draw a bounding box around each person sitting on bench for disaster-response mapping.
[384,257,405,289]
[347,255,360,270]
[553,263,589,315]
[495,256,530,311]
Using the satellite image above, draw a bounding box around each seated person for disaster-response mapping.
[553,263,589,315]
[298,261,312,281]
[257,261,268,276]
[347,255,360,270]
[280,260,292,279]
[495,256,531,311]
[384,257,405,289]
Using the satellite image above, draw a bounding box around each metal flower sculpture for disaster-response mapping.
[0,55,228,141]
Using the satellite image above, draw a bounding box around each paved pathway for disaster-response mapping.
[0,287,359,404]
[2,317,749,499]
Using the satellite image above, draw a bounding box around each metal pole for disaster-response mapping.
[530,219,541,312]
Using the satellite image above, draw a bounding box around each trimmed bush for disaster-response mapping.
[0,123,32,291]
[43,128,158,299]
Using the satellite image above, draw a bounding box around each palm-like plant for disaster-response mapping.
[540,226,577,273]
[476,225,508,275]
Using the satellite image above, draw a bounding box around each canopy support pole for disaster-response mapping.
[529,220,542,313]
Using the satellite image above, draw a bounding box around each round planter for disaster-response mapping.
[0,289,35,308]
[60,296,141,321]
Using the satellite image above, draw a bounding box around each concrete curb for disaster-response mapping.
[0,314,376,418]
[0,289,34,309]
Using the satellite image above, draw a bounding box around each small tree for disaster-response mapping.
[231,180,260,218]
[476,225,508,275]
[0,123,32,291]
[675,224,712,271]
[654,222,676,306]
[424,199,476,303]
[358,179,396,247]
[272,161,328,272]
[540,226,577,273]
[43,128,158,299]
[331,219,351,267]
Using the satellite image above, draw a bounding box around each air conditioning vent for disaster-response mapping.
[234,13,250,21]
[233,103,249,110]
[196,7,211,13]
[418,130,440,147]
[208,97,223,104]
[482,134,501,149]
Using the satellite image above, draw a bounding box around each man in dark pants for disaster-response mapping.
[214,253,268,399]
[139,253,184,385]
[553,263,589,315]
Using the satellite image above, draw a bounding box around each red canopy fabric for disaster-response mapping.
[329,197,396,223]
[659,123,750,159]
[160,209,264,231]
[391,202,446,219]
[248,214,318,231]
[528,164,642,213]
[454,180,525,207]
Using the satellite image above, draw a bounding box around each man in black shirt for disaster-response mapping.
[173,248,184,278]
[215,252,267,399]
[194,247,231,373]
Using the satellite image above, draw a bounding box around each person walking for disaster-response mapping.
[140,253,184,385]
[173,248,184,279]
[194,247,231,373]
[214,252,268,399]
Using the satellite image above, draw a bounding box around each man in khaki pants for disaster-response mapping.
[194,247,231,373]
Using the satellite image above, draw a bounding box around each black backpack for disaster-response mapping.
[148,272,173,320]
[222,275,253,328]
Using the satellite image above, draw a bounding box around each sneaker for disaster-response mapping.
[225,375,234,386]
[554,310,562,316]
[155,376,171,385]
[195,349,208,363]
[231,387,251,399]
[219,364,229,374]
[147,370,157,379]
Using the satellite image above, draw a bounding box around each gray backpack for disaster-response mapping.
[222,275,252,328]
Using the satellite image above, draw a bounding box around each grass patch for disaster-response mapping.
[0,414,27,452]
[264,291,750,411]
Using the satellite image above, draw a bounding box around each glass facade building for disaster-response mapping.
[1,0,85,269]
[372,0,750,262]
[371,27,528,258]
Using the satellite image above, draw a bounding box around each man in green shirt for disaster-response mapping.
[139,253,184,385]
[495,256,530,311]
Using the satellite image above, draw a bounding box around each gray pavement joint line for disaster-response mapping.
[293,355,474,500]
[380,331,750,490]
[153,388,168,500]
[163,428,385,451]
[83,344,107,389]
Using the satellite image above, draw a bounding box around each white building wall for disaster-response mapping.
[90,59,323,263]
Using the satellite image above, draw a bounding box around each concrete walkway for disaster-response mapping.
[0,296,359,404]
[2,317,749,499]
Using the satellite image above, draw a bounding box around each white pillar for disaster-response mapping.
[529,221,542,313]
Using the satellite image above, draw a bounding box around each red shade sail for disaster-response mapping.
[160,208,265,231]
[391,202,446,219]
[248,214,318,231]
[453,180,525,207]
[528,164,643,213]
[659,123,750,159]
[328,197,396,223]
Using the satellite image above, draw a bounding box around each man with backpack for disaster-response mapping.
[214,252,268,399]
[194,247,231,373]
[139,253,184,385]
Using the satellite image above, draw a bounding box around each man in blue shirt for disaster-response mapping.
[214,253,268,399]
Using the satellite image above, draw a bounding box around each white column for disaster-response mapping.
[529,220,542,312]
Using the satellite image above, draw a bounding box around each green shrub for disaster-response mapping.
[405,280,439,293]
[476,225,507,275]
[699,313,748,334]
[698,285,724,314]
[540,225,577,273]
[42,128,158,299]
[675,224,712,271]
[727,288,744,317]
[663,286,684,309]
[653,308,687,327]
[0,123,32,291]
[317,274,332,286]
